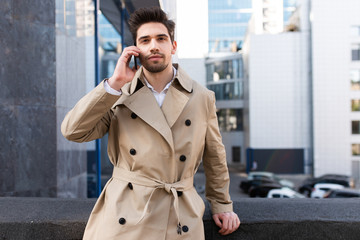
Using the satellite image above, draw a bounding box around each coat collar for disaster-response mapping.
[112,64,193,151]
[120,64,193,96]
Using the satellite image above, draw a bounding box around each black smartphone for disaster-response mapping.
[133,55,138,69]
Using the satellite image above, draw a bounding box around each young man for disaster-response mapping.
[61,7,240,240]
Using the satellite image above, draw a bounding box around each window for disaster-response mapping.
[352,144,360,156]
[352,44,360,61]
[352,121,360,134]
[352,100,360,111]
[232,146,241,163]
[350,70,360,90]
[216,109,243,132]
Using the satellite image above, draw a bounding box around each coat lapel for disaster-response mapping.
[161,65,193,128]
[161,84,189,128]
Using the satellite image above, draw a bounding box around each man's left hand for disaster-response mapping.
[212,211,240,235]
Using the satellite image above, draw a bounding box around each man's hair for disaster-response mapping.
[128,7,175,44]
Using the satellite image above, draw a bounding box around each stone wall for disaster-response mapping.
[1,198,360,240]
[0,0,88,198]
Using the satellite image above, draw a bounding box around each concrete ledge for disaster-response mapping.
[1,197,360,239]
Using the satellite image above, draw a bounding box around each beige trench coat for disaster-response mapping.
[61,64,233,240]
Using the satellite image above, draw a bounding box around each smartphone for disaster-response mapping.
[133,55,138,69]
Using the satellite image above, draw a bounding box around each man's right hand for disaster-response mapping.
[108,46,141,91]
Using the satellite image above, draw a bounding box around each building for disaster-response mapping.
[243,0,360,184]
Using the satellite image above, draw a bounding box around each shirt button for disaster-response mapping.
[128,182,133,190]
[130,149,136,155]
[179,155,186,162]
[182,225,189,232]
[119,218,126,225]
[131,112,137,119]
[185,119,191,126]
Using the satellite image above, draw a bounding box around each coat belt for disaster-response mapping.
[112,167,194,235]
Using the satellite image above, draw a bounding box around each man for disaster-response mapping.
[61,7,240,240]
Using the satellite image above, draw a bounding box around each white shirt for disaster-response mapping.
[104,67,177,107]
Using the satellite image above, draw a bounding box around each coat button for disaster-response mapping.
[177,191,183,197]
[119,218,126,225]
[185,119,191,126]
[130,149,136,155]
[128,182,133,190]
[179,155,186,162]
[182,225,189,232]
[131,112,137,119]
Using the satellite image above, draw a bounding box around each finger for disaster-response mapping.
[212,215,222,228]
[219,217,228,234]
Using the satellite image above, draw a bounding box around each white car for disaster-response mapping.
[267,188,305,198]
[248,171,295,189]
[310,183,344,198]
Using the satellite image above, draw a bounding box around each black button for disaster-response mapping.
[179,155,186,162]
[177,191,183,197]
[185,119,191,126]
[119,218,126,225]
[131,112,137,119]
[128,182,133,190]
[182,225,189,232]
[130,149,136,155]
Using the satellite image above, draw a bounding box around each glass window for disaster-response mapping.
[351,70,360,90]
[207,81,243,100]
[352,121,360,134]
[352,44,360,61]
[352,100,360,111]
[352,144,360,156]
[232,146,241,163]
[216,109,243,132]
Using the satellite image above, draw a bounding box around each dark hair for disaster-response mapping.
[128,7,175,44]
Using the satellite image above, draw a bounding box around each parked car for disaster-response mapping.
[267,188,305,198]
[249,182,283,198]
[310,183,344,198]
[240,178,279,193]
[324,189,360,198]
[299,174,352,197]
[247,171,295,189]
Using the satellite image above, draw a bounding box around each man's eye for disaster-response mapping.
[141,39,149,43]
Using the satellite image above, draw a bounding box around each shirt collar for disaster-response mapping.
[143,66,177,94]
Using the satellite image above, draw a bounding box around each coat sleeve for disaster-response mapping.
[61,80,120,143]
[202,91,233,214]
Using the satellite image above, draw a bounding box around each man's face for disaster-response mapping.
[136,22,177,73]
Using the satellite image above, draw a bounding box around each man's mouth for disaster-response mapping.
[147,54,163,60]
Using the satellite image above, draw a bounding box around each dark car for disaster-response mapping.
[324,189,360,198]
[248,182,283,198]
[240,178,279,193]
[298,174,352,197]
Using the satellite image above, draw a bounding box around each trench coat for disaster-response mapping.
[61,64,233,240]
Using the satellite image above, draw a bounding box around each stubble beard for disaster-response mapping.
[139,53,169,73]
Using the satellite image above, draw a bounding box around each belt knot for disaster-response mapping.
[164,183,173,193]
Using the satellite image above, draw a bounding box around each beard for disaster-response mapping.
[139,53,169,73]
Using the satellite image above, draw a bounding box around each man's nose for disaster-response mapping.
[149,39,159,52]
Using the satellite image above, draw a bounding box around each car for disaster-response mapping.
[248,182,283,198]
[247,171,295,189]
[240,178,280,193]
[267,188,305,198]
[310,183,344,198]
[298,174,352,197]
[324,189,360,198]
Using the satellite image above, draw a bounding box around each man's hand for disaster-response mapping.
[212,211,240,235]
[108,46,141,91]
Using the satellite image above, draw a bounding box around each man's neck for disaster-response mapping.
[142,64,174,93]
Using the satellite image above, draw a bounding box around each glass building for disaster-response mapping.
[208,0,297,52]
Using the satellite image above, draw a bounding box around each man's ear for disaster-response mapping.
[171,40,177,55]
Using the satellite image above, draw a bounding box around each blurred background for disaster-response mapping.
[1,0,360,199]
